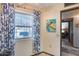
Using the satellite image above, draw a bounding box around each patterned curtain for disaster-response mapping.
[0,3,15,56]
[33,10,41,54]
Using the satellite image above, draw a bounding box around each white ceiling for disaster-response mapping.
[27,3,54,7]
[16,3,58,8]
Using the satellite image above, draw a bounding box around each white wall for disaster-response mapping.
[74,16,79,48]
[15,39,33,56]
[41,4,64,56]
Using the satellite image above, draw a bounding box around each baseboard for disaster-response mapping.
[31,52,43,56]
[31,51,54,56]
[42,51,54,56]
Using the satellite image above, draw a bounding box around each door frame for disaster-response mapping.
[60,6,79,56]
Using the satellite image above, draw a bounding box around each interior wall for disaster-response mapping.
[15,39,33,56]
[62,9,79,48]
[41,4,64,56]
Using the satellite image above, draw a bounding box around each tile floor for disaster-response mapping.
[62,39,79,56]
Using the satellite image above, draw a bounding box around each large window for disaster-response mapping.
[15,12,33,39]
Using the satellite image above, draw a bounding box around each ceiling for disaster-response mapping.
[16,3,58,8]
[27,3,54,7]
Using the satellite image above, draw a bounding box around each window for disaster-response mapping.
[62,22,69,33]
[15,12,33,39]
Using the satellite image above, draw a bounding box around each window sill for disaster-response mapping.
[15,37,33,42]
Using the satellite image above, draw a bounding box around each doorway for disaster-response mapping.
[60,6,79,56]
[61,18,73,47]
[61,18,75,56]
